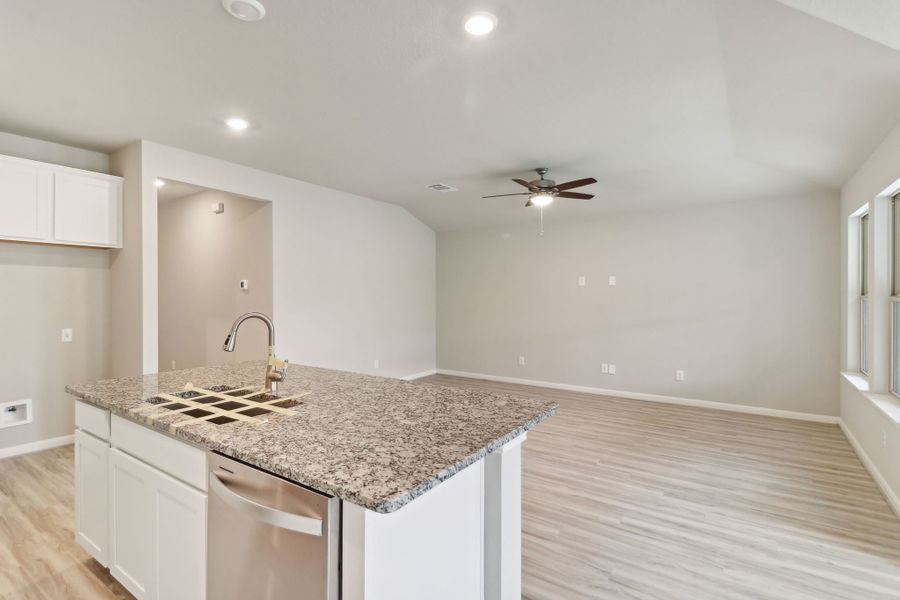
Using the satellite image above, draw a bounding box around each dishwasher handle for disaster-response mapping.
[209,471,324,537]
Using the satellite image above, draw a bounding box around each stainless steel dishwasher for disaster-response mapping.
[207,452,340,600]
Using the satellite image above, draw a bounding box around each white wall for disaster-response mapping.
[839,117,900,515]
[0,133,111,452]
[438,192,840,416]
[113,141,436,380]
[158,190,273,370]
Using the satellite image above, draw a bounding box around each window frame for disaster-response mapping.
[891,198,900,397]
[860,212,870,375]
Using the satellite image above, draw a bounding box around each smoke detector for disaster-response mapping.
[427,183,458,192]
[222,0,266,22]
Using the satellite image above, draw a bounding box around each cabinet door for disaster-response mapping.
[0,158,51,241]
[156,470,207,600]
[53,172,121,246]
[109,448,156,600]
[74,429,109,566]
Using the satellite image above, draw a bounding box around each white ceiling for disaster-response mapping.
[156,180,208,204]
[3,0,900,230]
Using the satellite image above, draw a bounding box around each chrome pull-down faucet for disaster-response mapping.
[223,312,287,395]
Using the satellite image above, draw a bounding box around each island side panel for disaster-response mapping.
[342,461,484,600]
[484,433,525,600]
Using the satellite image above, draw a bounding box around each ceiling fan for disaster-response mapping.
[482,168,597,207]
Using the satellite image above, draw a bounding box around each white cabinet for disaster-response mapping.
[0,154,122,248]
[0,158,51,241]
[54,172,121,247]
[74,429,110,567]
[109,448,207,600]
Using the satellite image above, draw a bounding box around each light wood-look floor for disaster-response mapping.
[424,375,900,600]
[0,445,132,600]
[3,380,900,600]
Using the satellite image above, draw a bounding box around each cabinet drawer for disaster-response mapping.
[111,416,207,491]
[75,401,110,441]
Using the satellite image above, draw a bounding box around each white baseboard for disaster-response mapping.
[838,420,900,520]
[435,369,840,424]
[401,369,437,381]
[0,434,74,460]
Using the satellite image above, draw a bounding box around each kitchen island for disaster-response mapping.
[66,361,558,600]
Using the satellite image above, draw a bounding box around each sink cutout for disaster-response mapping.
[143,384,309,427]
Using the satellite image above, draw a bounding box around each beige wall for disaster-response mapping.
[0,134,111,451]
[137,141,436,379]
[438,192,840,416]
[158,190,273,370]
[839,116,900,513]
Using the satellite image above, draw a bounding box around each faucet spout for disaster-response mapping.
[223,312,275,351]
[222,312,287,395]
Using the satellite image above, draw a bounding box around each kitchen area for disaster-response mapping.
[0,130,557,600]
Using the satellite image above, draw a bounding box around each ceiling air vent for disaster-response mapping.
[427,183,457,192]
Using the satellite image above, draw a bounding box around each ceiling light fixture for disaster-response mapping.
[465,12,497,36]
[222,0,266,22]
[155,178,166,188]
[225,117,250,131]
[530,192,554,207]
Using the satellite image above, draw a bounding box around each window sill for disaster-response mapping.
[841,372,900,425]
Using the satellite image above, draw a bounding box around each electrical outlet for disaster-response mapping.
[61,328,73,343]
[609,364,616,375]
[601,363,609,374]
[373,359,380,369]
[608,275,616,286]
[518,356,526,366]
[171,360,176,370]
[578,275,586,287]
[676,370,685,381]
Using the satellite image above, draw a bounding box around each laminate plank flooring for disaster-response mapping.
[423,375,900,600]
[0,446,132,600]
[3,380,900,599]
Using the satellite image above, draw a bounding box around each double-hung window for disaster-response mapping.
[892,199,900,395]
[860,212,870,375]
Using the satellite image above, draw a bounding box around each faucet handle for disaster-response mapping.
[268,354,287,371]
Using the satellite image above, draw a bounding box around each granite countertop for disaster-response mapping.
[66,361,558,513]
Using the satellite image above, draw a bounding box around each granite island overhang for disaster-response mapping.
[67,360,558,600]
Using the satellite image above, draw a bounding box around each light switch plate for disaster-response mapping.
[578,276,586,287]
[601,363,609,374]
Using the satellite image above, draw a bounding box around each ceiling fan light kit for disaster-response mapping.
[482,167,598,233]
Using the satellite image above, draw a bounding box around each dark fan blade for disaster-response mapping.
[482,192,531,198]
[555,177,597,191]
[557,191,593,200]
[512,178,533,189]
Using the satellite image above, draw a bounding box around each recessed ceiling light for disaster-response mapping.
[222,0,266,22]
[155,178,166,188]
[465,12,497,36]
[530,192,554,207]
[226,117,250,131]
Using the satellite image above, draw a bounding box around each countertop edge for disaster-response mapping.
[66,384,560,514]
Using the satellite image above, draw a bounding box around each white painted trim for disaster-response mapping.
[839,419,900,520]
[436,369,840,424]
[400,369,437,381]
[0,434,74,460]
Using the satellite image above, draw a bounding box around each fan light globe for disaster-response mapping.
[465,13,497,35]
[530,193,554,207]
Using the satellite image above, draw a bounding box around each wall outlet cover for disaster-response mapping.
[61,328,73,343]
[609,364,617,375]
[518,356,526,366]
[578,276,586,287]
[601,363,609,374]
[608,275,617,286]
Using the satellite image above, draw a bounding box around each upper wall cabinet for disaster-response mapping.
[0,153,122,248]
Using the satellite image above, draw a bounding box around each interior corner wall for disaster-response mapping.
[0,132,112,451]
[140,141,436,379]
[437,191,840,417]
[109,141,145,378]
[839,118,900,513]
[158,190,273,371]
